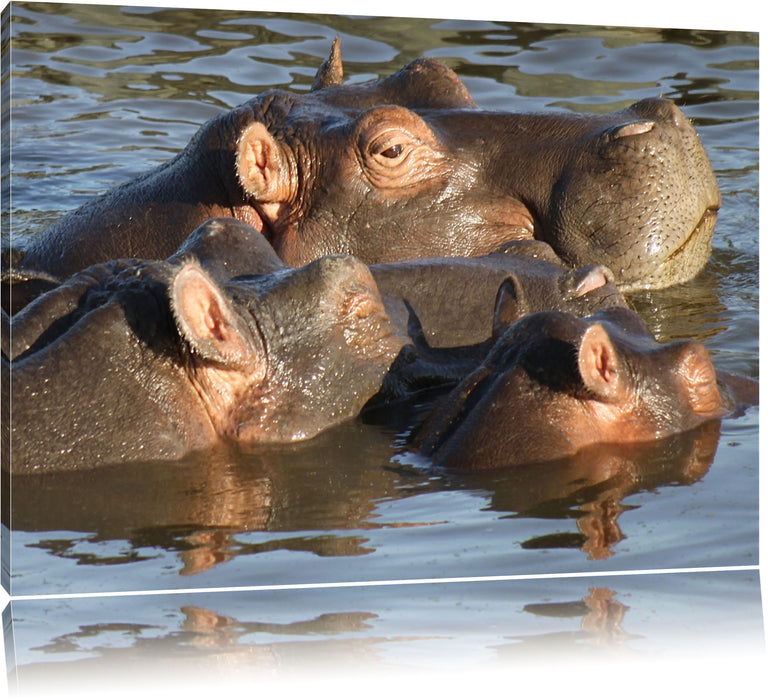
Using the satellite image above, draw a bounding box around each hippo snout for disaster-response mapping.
[629,96,689,128]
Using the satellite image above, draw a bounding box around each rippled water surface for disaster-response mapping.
[2,0,758,613]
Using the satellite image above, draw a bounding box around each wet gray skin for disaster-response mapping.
[2,218,627,473]
[416,306,758,472]
[3,251,407,473]
[4,40,718,312]
[370,239,625,349]
[7,219,626,359]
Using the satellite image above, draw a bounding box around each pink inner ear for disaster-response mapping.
[173,263,251,366]
[236,122,294,206]
[574,266,609,297]
[202,300,229,341]
[177,270,228,341]
[595,342,617,383]
[237,125,272,197]
[578,324,620,400]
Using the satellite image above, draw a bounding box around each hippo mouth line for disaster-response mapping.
[619,205,719,293]
[665,205,718,263]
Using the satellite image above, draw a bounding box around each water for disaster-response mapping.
[1,1,760,689]
[2,570,766,694]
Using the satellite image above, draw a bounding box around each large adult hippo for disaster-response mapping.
[6,39,718,307]
[3,218,624,473]
[416,306,757,472]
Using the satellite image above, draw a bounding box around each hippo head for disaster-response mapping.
[202,39,718,290]
[535,98,721,292]
[10,40,720,298]
[171,217,287,282]
[221,42,519,267]
[417,306,733,471]
[171,254,406,443]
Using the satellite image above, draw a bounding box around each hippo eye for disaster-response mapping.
[357,106,449,188]
[369,137,409,165]
[380,144,404,159]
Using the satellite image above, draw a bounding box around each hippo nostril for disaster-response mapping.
[608,120,655,140]
[344,291,381,319]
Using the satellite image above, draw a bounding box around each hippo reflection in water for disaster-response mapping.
[417,306,758,472]
[3,218,624,473]
[5,39,719,313]
[7,404,727,574]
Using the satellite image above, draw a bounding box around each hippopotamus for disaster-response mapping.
[3,218,626,473]
[4,39,718,312]
[369,239,624,349]
[4,250,407,473]
[416,306,757,472]
[7,217,625,360]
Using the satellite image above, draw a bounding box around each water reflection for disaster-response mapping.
[509,588,634,654]
[432,421,721,561]
[4,571,763,695]
[10,416,723,578]
[9,420,401,577]
[627,266,732,345]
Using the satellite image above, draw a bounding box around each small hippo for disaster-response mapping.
[2,218,627,473]
[370,239,624,349]
[4,251,407,473]
[5,39,718,311]
[416,306,757,471]
[169,218,627,349]
[7,218,625,352]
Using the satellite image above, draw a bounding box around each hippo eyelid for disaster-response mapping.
[365,130,414,163]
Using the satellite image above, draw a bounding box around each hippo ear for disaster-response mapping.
[492,276,531,339]
[171,263,261,370]
[677,341,725,417]
[560,264,614,300]
[403,300,432,351]
[577,323,622,401]
[236,122,295,206]
[312,37,344,90]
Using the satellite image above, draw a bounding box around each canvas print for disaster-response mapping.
[0,0,760,668]
[0,0,763,692]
